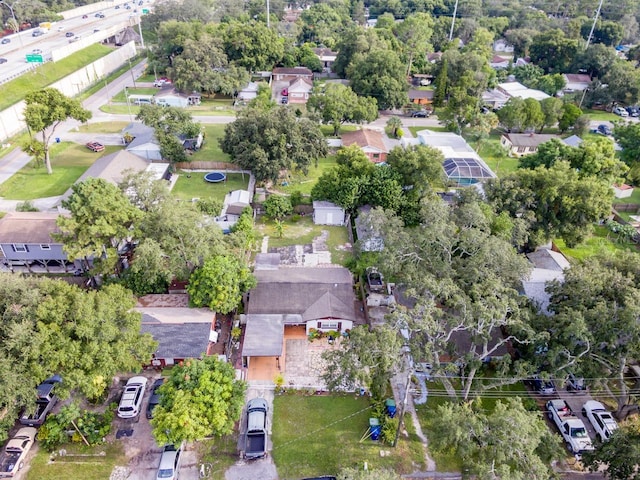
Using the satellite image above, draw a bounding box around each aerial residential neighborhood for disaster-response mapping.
[1,0,640,479]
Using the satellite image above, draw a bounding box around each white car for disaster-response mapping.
[117,376,147,418]
[613,106,629,117]
[156,443,182,480]
[582,400,618,442]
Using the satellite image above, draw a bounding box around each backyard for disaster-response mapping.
[171,171,250,203]
[190,125,230,163]
[256,216,353,266]
[272,393,424,479]
[272,156,338,196]
[553,225,638,261]
[0,143,122,200]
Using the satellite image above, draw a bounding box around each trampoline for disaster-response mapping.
[204,172,226,183]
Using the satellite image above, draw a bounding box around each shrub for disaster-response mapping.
[38,403,114,451]
[16,201,38,212]
[290,190,303,207]
[197,198,223,216]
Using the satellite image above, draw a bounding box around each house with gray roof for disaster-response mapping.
[500,133,557,157]
[241,266,359,380]
[522,248,570,314]
[0,212,80,273]
[122,122,162,161]
[141,322,213,367]
[562,135,583,148]
[313,201,345,226]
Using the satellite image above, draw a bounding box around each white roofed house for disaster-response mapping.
[497,81,549,101]
[521,248,571,315]
[500,133,557,157]
[313,201,345,226]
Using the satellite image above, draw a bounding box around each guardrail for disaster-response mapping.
[0,60,51,86]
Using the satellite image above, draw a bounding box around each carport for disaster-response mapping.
[242,314,285,380]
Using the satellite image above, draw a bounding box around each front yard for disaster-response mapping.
[0,143,123,200]
[26,442,126,480]
[272,393,424,479]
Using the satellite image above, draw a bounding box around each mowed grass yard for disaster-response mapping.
[77,121,130,134]
[554,225,638,261]
[171,172,249,203]
[0,143,123,200]
[190,125,230,163]
[257,216,353,266]
[272,394,424,479]
[26,442,126,480]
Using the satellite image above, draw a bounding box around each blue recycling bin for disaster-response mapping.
[369,418,381,440]
[385,399,397,418]
[55,137,60,143]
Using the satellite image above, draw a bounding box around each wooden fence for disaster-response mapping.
[613,203,640,213]
[173,161,239,170]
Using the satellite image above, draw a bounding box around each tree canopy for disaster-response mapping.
[151,356,246,445]
[220,107,327,183]
[307,83,378,136]
[23,88,92,174]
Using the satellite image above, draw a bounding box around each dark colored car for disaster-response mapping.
[65,32,74,37]
[0,58,7,64]
[115,4,120,8]
[86,141,105,152]
[1,37,11,44]
[146,378,164,419]
[82,14,88,18]
[626,106,640,117]
[525,376,556,395]
[597,124,612,136]
[281,96,288,104]
[411,110,430,117]
[566,373,586,392]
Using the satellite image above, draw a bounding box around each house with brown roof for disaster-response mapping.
[272,67,313,82]
[241,266,360,381]
[0,212,80,273]
[313,48,338,72]
[500,133,557,157]
[562,73,591,93]
[341,129,389,163]
[490,55,510,69]
[408,89,434,105]
[272,67,314,104]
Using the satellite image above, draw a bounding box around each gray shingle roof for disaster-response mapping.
[242,314,284,356]
[140,323,211,359]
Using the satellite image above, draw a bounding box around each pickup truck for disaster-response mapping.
[582,400,619,443]
[0,427,37,477]
[20,375,61,426]
[546,399,594,455]
[243,398,267,459]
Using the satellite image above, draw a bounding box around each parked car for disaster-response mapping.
[117,376,147,419]
[547,399,594,455]
[582,400,618,443]
[115,4,120,8]
[82,14,88,18]
[596,124,612,136]
[153,78,170,87]
[525,375,555,395]
[156,443,182,480]
[1,38,10,44]
[411,110,430,118]
[613,106,629,117]
[65,32,74,37]
[243,398,268,459]
[626,106,640,117]
[281,96,289,104]
[20,375,62,426]
[0,427,37,478]
[0,58,6,65]
[146,378,164,419]
[85,142,105,152]
[566,373,586,392]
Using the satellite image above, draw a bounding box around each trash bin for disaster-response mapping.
[55,137,60,143]
[385,399,397,418]
[369,418,381,440]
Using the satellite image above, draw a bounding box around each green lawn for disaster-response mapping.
[99,104,140,115]
[554,226,638,261]
[272,394,423,479]
[257,216,353,266]
[407,126,448,136]
[0,132,30,160]
[77,121,130,134]
[100,100,236,116]
[0,143,122,200]
[0,44,114,111]
[190,125,230,163]
[583,109,619,122]
[26,442,125,480]
[475,137,519,177]
[76,54,144,102]
[189,97,235,115]
[274,156,338,196]
[196,435,238,480]
[319,124,358,137]
[171,171,249,202]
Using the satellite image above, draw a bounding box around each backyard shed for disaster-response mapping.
[313,201,345,226]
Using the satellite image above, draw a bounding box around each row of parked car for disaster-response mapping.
[613,105,640,117]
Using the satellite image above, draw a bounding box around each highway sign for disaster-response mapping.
[141,8,149,13]
[25,54,43,63]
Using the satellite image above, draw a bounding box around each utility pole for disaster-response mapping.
[448,0,459,42]
[585,0,605,50]
[266,0,270,28]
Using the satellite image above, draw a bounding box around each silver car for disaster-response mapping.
[157,443,183,480]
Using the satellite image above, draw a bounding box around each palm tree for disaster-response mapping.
[386,116,402,138]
